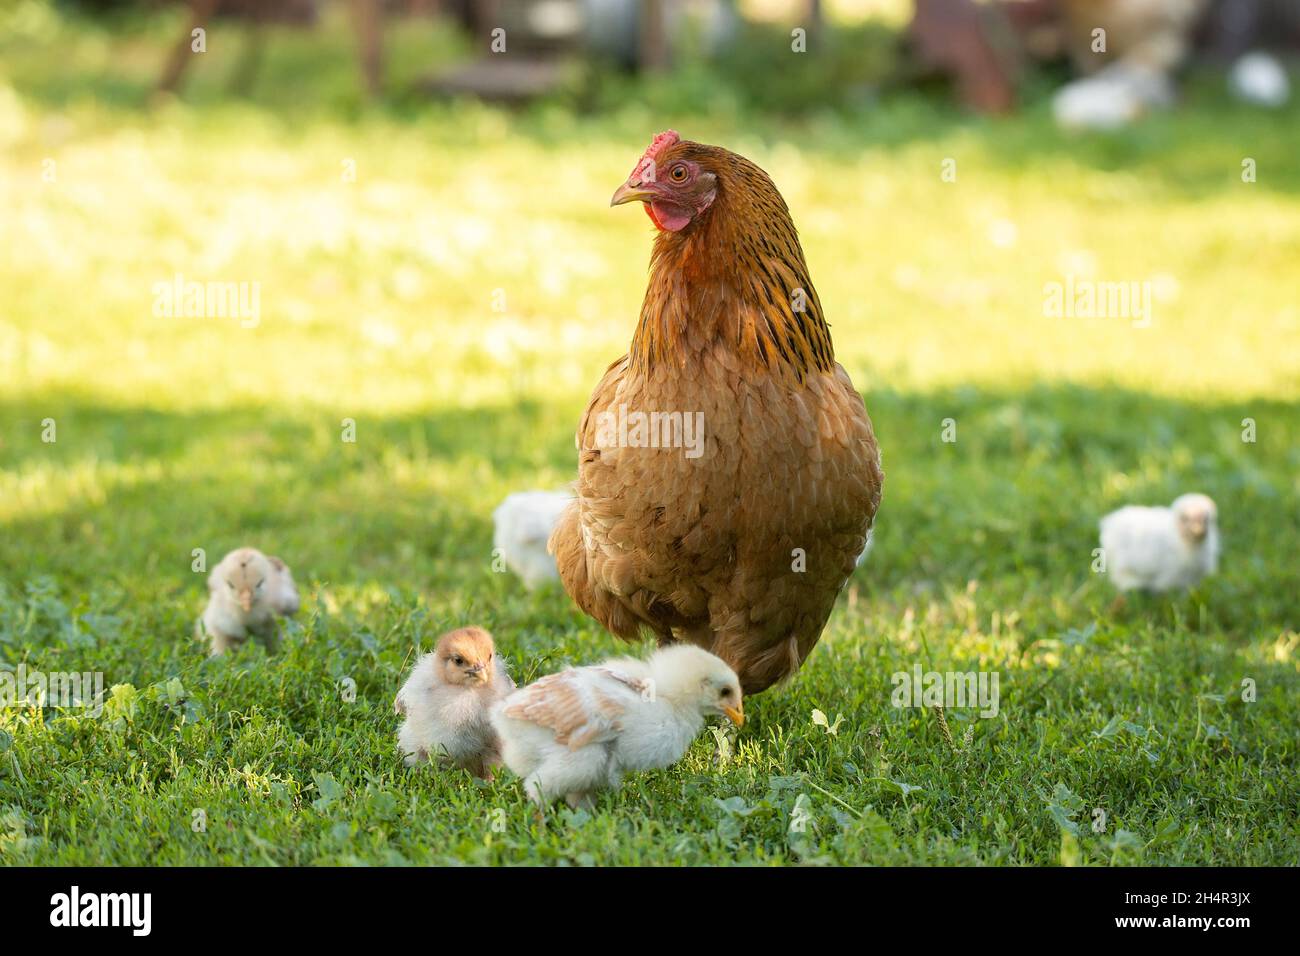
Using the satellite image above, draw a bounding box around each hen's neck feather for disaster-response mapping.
[630,150,834,384]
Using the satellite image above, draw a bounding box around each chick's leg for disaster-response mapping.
[522,772,549,808]
[527,749,610,810]
[207,628,239,656]
[253,623,281,655]
[565,791,595,811]
[480,749,504,783]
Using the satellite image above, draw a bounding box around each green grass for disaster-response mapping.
[1,4,1298,865]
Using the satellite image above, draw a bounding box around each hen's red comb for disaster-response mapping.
[628,130,680,184]
[644,129,680,161]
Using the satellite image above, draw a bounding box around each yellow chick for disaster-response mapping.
[395,627,516,779]
[197,547,300,655]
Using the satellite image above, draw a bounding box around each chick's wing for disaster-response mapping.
[500,668,645,750]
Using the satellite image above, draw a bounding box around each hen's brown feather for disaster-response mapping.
[550,138,883,694]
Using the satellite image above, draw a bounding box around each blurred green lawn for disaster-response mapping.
[0,4,1297,865]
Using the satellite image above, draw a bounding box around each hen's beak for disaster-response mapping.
[611,182,655,207]
[723,704,745,728]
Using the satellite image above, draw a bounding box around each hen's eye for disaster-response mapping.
[670,165,688,182]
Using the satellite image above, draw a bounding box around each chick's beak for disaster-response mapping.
[239,591,253,612]
[611,181,656,207]
[723,704,745,728]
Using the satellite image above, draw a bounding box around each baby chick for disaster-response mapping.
[394,626,515,778]
[492,490,571,590]
[197,547,300,655]
[1100,493,1220,593]
[491,644,744,809]
[1053,62,1175,131]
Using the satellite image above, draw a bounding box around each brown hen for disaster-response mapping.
[549,131,883,694]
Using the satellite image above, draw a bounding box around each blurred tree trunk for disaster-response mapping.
[640,0,669,72]
[807,0,824,49]
[158,0,222,94]
[474,0,503,35]
[350,0,384,97]
[228,2,268,95]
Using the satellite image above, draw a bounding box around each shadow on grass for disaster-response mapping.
[1,381,1296,638]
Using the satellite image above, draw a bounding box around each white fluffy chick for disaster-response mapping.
[395,626,515,778]
[492,490,571,590]
[1099,493,1219,593]
[197,547,300,655]
[1229,51,1291,109]
[491,644,744,809]
[1053,62,1175,131]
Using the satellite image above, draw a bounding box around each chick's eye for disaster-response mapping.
[720,687,732,698]
[226,582,235,590]
[670,164,688,182]
[453,656,464,666]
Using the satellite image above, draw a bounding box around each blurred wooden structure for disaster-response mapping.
[157,0,382,97]
[424,0,637,100]
[423,0,742,100]
[908,0,1021,112]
